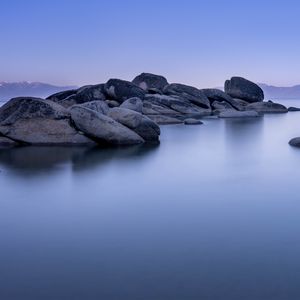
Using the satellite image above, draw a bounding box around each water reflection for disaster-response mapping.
[0,143,160,175]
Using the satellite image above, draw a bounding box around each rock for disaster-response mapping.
[288,107,300,112]
[105,79,146,102]
[147,115,183,125]
[246,101,288,113]
[120,97,143,113]
[201,89,244,111]
[145,94,210,115]
[0,136,18,147]
[289,137,300,147]
[46,89,78,101]
[184,118,203,125]
[163,83,211,108]
[0,118,95,145]
[70,106,144,145]
[143,101,179,115]
[218,109,259,118]
[132,73,169,92]
[211,100,234,110]
[47,84,106,108]
[108,107,160,141]
[0,97,69,125]
[232,98,250,107]
[73,100,109,115]
[106,100,120,108]
[224,77,264,103]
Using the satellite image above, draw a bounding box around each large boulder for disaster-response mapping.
[72,100,109,115]
[108,107,160,141]
[246,101,288,113]
[163,83,211,108]
[120,97,143,113]
[46,89,78,101]
[0,97,94,145]
[132,73,169,92]
[201,89,244,111]
[70,106,144,145]
[145,94,210,115]
[224,77,264,103]
[105,79,146,102]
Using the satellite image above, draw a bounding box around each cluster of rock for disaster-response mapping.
[0,73,297,147]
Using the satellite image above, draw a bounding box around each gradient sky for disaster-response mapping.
[1,0,300,88]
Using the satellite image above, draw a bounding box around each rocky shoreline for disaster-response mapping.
[0,73,299,148]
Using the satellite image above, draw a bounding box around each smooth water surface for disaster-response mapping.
[1,100,300,300]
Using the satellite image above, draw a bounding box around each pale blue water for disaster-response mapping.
[0,100,300,300]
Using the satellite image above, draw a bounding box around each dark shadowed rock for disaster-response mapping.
[218,110,259,118]
[46,89,78,101]
[289,137,300,147]
[73,100,109,115]
[108,107,160,141]
[145,94,210,115]
[184,118,203,125]
[0,97,69,125]
[132,73,169,92]
[120,97,143,113]
[0,136,19,147]
[163,83,211,108]
[201,89,244,111]
[105,79,146,102]
[70,106,144,145]
[225,77,264,103]
[147,115,183,125]
[246,101,288,113]
[288,107,300,112]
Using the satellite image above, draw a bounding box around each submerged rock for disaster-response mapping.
[132,73,168,92]
[105,79,146,102]
[289,137,300,148]
[218,110,259,118]
[70,106,144,145]
[225,77,264,103]
[184,118,203,125]
[246,101,288,113]
[108,107,160,141]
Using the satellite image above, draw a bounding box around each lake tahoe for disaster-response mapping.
[0,100,299,299]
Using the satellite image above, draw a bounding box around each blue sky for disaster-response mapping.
[1,0,300,87]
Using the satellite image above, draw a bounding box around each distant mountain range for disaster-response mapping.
[0,81,77,102]
[1,81,300,103]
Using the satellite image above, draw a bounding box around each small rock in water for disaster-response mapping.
[184,118,203,125]
[288,107,300,112]
[218,110,259,118]
[289,137,300,148]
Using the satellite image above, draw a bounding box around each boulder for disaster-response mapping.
[108,107,160,141]
[106,100,120,108]
[288,107,300,112]
[0,97,69,125]
[145,94,210,115]
[289,137,300,148]
[132,73,169,92]
[246,102,288,113]
[46,89,78,101]
[211,101,234,110]
[73,100,109,115]
[70,106,144,145]
[163,83,211,108]
[184,118,203,125]
[147,115,183,125]
[120,97,143,113]
[105,79,146,102]
[0,136,19,147]
[224,77,264,103]
[143,101,179,115]
[201,89,244,111]
[218,110,259,118]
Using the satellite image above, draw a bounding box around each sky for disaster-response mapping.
[1,0,300,88]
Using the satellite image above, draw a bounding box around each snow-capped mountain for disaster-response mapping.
[0,81,78,102]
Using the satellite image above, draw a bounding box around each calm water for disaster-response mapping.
[1,100,300,300]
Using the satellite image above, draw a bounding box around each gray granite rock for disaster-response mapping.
[218,110,259,118]
[70,106,144,145]
[147,115,183,125]
[225,77,264,103]
[73,100,109,115]
[288,107,300,112]
[120,97,143,113]
[289,137,300,147]
[132,73,168,92]
[246,101,288,113]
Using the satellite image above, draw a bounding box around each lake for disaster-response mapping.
[0,100,300,300]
